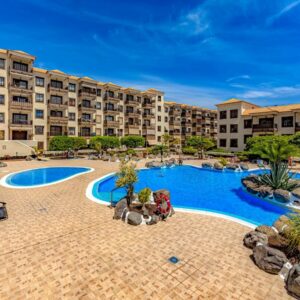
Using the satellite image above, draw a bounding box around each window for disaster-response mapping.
[50,79,63,89]
[230,124,238,133]
[50,95,63,104]
[35,109,44,119]
[0,77,5,87]
[68,127,75,136]
[82,113,91,121]
[0,113,4,123]
[244,119,252,129]
[165,116,168,122]
[35,93,44,103]
[35,126,44,135]
[13,79,28,89]
[0,130,4,140]
[219,111,227,119]
[96,89,101,96]
[157,125,161,132]
[244,135,252,144]
[282,116,293,128]
[0,59,5,69]
[69,98,76,106]
[118,93,123,100]
[158,96,161,101]
[96,102,101,109]
[69,112,75,121]
[0,95,4,105]
[13,61,28,72]
[12,113,28,124]
[50,126,63,136]
[81,127,91,137]
[36,77,44,87]
[158,106,161,112]
[219,139,226,147]
[13,96,28,103]
[158,116,161,122]
[230,139,238,148]
[219,125,227,133]
[230,109,238,119]
[137,96,141,102]
[50,110,63,117]
[68,83,76,92]
[158,136,161,142]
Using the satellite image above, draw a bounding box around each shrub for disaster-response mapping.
[182,146,197,155]
[121,136,145,148]
[286,214,300,255]
[236,151,249,162]
[126,149,137,156]
[90,136,120,150]
[138,187,151,205]
[219,157,228,167]
[49,136,87,151]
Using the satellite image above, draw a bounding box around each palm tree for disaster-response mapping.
[93,141,102,158]
[187,136,214,159]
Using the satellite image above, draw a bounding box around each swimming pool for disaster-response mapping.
[87,165,293,226]
[1,166,93,188]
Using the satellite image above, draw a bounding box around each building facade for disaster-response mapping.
[216,98,300,152]
[0,49,216,152]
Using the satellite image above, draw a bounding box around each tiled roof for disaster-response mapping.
[216,98,258,107]
[33,67,47,74]
[243,103,300,116]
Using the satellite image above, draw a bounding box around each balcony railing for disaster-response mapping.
[143,112,155,118]
[78,103,96,112]
[252,124,276,133]
[48,84,68,93]
[103,95,121,102]
[125,110,141,116]
[142,102,155,108]
[9,100,33,110]
[78,89,97,98]
[104,120,120,127]
[104,107,121,113]
[10,120,32,127]
[48,100,68,109]
[48,116,69,125]
[9,84,33,93]
[78,118,96,125]
[10,66,33,76]
[125,99,140,106]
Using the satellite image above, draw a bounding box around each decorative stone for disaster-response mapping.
[214,162,223,170]
[268,233,289,251]
[202,162,213,168]
[113,199,128,220]
[240,163,249,171]
[256,186,273,198]
[253,244,288,274]
[146,214,160,225]
[255,225,277,238]
[242,179,259,194]
[286,265,300,298]
[226,163,239,170]
[292,187,300,200]
[273,189,290,203]
[273,215,290,235]
[243,231,268,249]
[127,211,143,226]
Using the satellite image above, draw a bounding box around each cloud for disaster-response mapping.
[267,0,300,25]
[226,75,251,82]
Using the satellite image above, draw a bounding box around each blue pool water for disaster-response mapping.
[92,165,294,226]
[4,167,92,187]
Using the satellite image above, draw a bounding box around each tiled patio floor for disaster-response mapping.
[0,159,292,299]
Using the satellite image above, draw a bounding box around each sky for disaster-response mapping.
[1,0,300,108]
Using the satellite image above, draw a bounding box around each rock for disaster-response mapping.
[243,231,268,249]
[268,234,289,251]
[214,162,223,170]
[240,163,249,171]
[242,179,259,194]
[292,187,300,200]
[145,161,154,168]
[146,214,160,225]
[274,189,290,203]
[25,156,33,161]
[127,211,143,226]
[152,161,162,168]
[226,163,239,170]
[256,186,273,198]
[255,225,277,238]
[113,199,128,220]
[253,244,288,274]
[202,162,213,168]
[286,265,300,298]
[273,215,290,235]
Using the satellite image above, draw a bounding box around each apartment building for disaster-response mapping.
[216,98,300,152]
[165,102,217,145]
[0,49,166,150]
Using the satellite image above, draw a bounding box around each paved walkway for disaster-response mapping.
[0,159,291,299]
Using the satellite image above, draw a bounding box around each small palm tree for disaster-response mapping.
[187,136,214,159]
[93,141,102,158]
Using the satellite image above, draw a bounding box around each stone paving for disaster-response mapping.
[0,159,292,299]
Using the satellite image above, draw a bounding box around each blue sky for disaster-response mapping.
[1,0,300,108]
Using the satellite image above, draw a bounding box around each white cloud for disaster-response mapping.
[226,75,250,82]
[267,0,300,25]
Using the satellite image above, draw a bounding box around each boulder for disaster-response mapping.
[268,233,289,251]
[127,211,143,226]
[113,199,128,220]
[202,162,213,168]
[255,225,277,238]
[152,161,162,168]
[146,214,160,225]
[292,187,300,200]
[226,163,239,170]
[256,186,273,198]
[273,189,290,203]
[253,244,288,274]
[242,179,259,194]
[286,265,300,298]
[240,163,249,171]
[25,156,33,161]
[214,162,223,170]
[243,231,268,249]
[273,215,290,235]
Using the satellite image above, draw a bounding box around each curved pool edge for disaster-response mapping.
[85,167,257,229]
[0,166,95,189]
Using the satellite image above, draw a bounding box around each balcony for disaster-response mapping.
[48,100,68,110]
[78,118,96,126]
[125,123,140,129]
[143,112,155,119]
[78,89,97,99]
[104,107,121,114]
[103,95,121,103]
[9,100,33,111]
[10,66,33,77]
[169,120,181,126]
[142,125,155,136]
[10,120,32,128]
[252,124,276,133]
[48,84,68,94]
[104,120,120,128]
[296,123,300,132]
[78,103,96,112]
[47,131,68,137]
[142,102,155,108]
[9,83,33,94]
[48,116,69,125]
[125,99,140,106]
[125,110,141,117]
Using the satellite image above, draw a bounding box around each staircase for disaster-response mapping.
[0,140,37,158]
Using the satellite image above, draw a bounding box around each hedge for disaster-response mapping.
[182,146,197,155]
[121,136,145,148]
[89,136,120,150]
[49,136,87,151]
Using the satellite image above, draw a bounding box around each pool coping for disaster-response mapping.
[0,166,95,189]
[85,166,260,229]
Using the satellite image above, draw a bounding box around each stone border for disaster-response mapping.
[0,166,94,189]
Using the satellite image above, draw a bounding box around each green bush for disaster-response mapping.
[236,151,249,162]
[138,187,151,205]
[126,149,137,156]
[182,146,197,155]
[90,136,120,150]
[218,157,228,166]
[121,136,145,148]
[49,136,87,151]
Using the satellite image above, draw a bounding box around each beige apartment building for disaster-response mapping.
[0,49,168,152]
[216,98,300,152]
[165,102,217,145]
